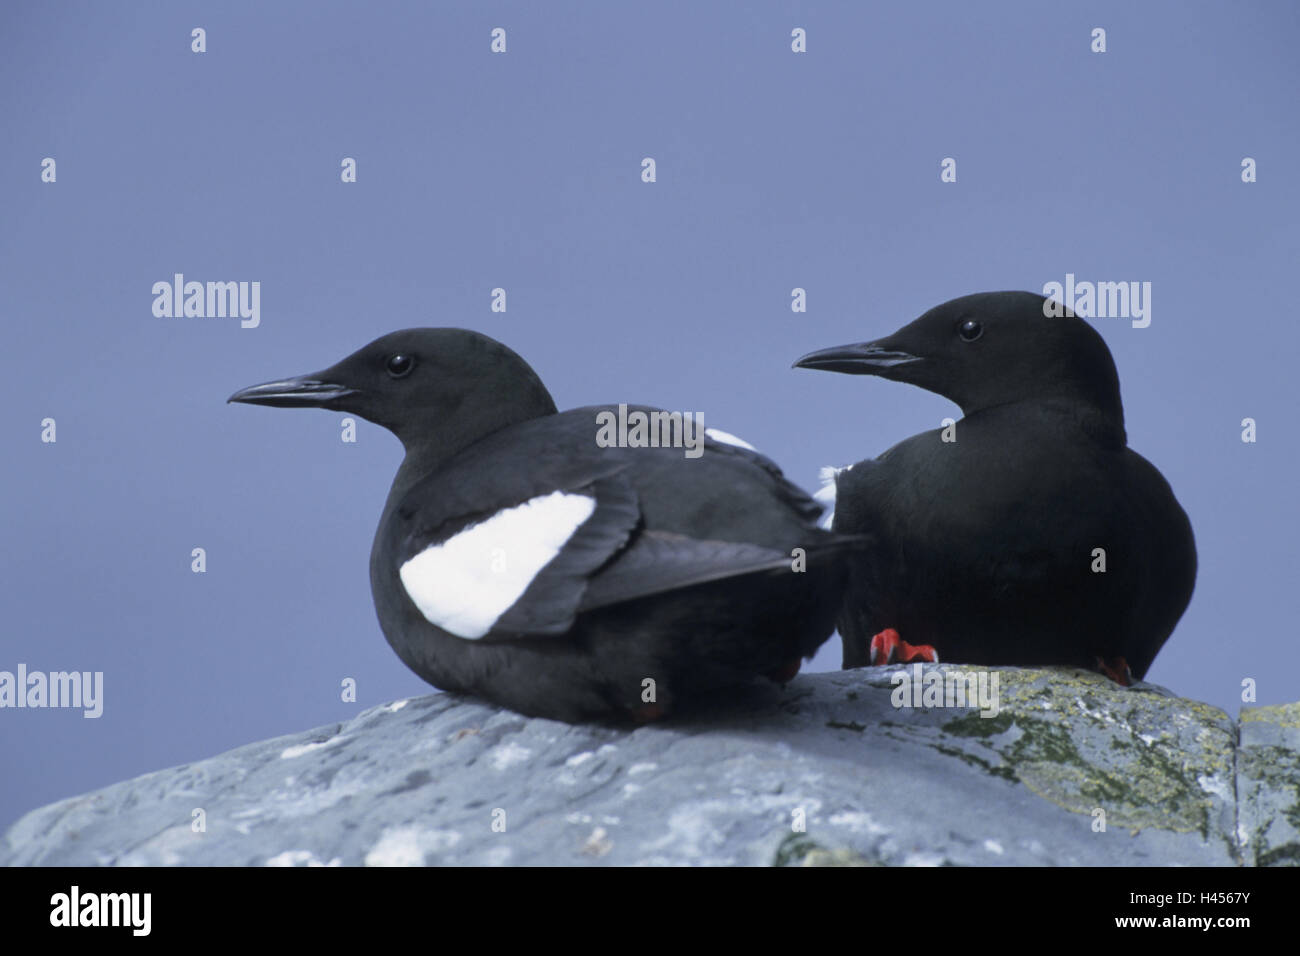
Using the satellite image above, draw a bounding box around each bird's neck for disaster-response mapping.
[384,443,450,514]
[963,397,1127,448]
[380,396,557,521]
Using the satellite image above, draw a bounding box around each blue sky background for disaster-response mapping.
[2,1,1297,830]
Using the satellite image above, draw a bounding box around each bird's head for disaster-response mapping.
[794,290,1124,423]
[228,328,558,452]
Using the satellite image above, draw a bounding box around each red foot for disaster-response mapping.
[765,658,803,684]
[632,701,667,723]
[1095,656,1133,686]
[869,628,939,665]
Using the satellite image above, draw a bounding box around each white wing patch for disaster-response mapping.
[705,427,757,451]
[815,464,852,530]
[399,491,597,639]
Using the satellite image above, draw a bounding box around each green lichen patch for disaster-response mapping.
[825,720,867,732]
[1241,702,1300,730]
[771,832,878,867]
[942,712,1015,738]
[926,668,1236,838]
[1237,741,1300,867]
[931,742,1018,783]
[796,846,880,867]
[772,833,822,867]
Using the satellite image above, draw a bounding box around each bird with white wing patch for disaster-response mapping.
[231,329,865,722]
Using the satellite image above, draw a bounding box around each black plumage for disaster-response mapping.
[795,291,1196,682]
[231,329,859,721]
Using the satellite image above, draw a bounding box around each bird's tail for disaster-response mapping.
[813,464,853,529]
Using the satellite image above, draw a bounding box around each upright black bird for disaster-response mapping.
[794,291,1196,683]
[230,329,858,722]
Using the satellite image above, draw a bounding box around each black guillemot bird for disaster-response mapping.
[794,291,1196,684]
[231,329,863,721]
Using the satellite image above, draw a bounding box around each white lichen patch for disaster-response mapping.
[1073,697,1116,723]
[1197,774,1232,802]
[828,811,888,835]
[489,741,533,771]
[265,849,341,867]
[280,735,349,760]
[364,825,461,866]
[581,827,613,857]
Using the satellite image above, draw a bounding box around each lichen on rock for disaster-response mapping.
[2,667,1295,866]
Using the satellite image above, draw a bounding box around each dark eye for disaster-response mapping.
[385,354,414,378]
[957,319,983,342]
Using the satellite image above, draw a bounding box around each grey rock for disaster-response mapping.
[2,666,1295,866]
[1236,702,1300,866]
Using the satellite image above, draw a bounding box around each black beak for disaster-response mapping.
[228,374,358,408]
[793,341,922,375]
